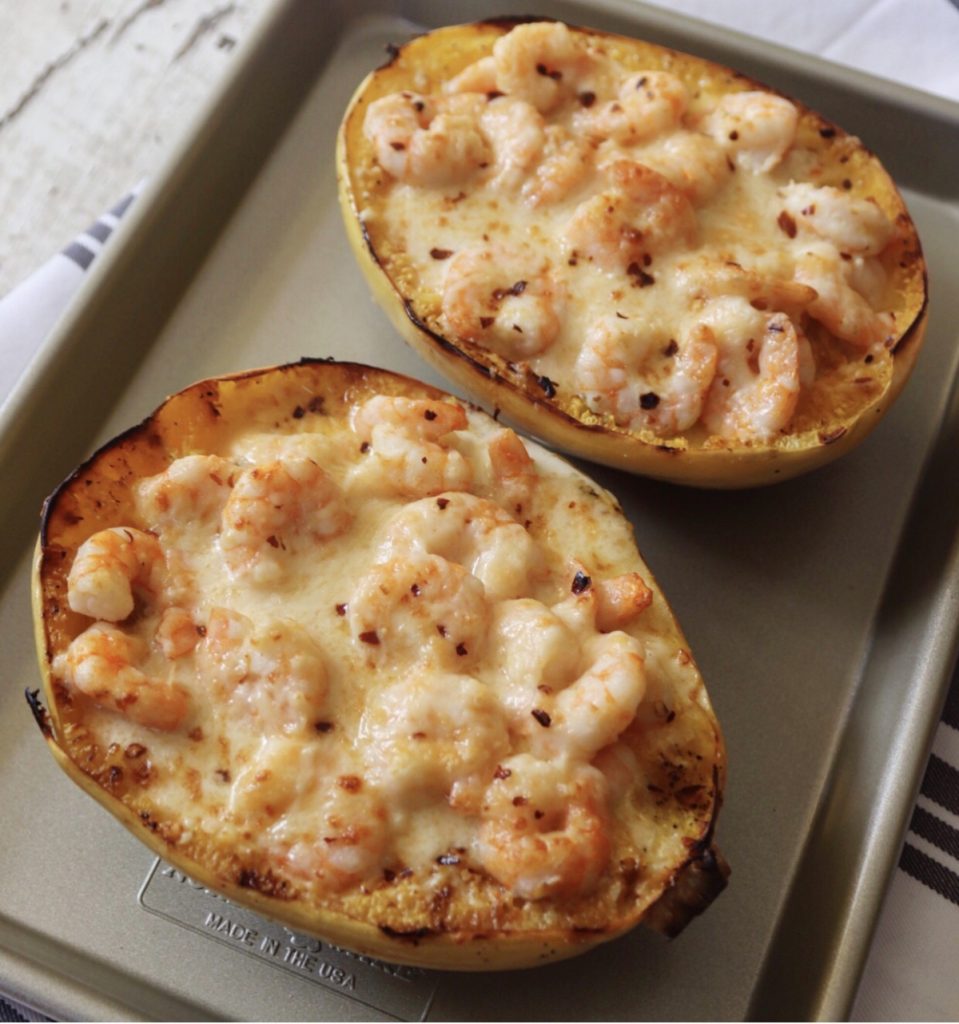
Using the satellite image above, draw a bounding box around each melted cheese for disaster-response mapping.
[363,24,899,445]
[55,397,693,901]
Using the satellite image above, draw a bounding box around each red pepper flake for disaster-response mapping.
[479,316,495,329]
[188,727,204,742]
[410,583,421,597]
[390,141,406,151]
[338,774,362,792]
[626,261,655,287]
[292,405,305,419]
[266,534,280,548]
[360,441,371,453]
[842,178,852,190]
[571,571,591,595]
[537,375,557,398]
[636,75,648,88]
[436,497,450,509]
[124,743,146,759]
[315,721,334,733]
[663,339,679,356]
[819,126,836,138]
[437,624,448,637]
[512,795,528,806]
[578,90,596,107]
[494,765,511,780]
[359,630,380,645]
[195,623,207,637]
[531,708,551,728]
[424,408,437,420]
[534,810,544,820]
[430,248,453,260]
[777,210,797,238]
[335,603,347,616]
[864,353,874,364]
[215,768,231,782]
[383,868,397,882]
[640,392,660,410]
[486,90,504,101]
[456,643,468,656]
[308,395,325,414]
[728,129,739,141]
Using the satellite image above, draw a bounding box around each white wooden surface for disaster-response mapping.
[0,0,278,299]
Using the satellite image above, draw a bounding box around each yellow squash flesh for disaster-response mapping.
[337,19,928,488]
[31,360,726,970]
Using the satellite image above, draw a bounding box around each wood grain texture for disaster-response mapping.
[0,0,278,298]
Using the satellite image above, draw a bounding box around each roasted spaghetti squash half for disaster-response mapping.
[32,360,726,970]
[337,19,927,487]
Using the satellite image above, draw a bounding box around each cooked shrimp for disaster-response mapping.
[475,753,611,900]
[675,256,817,313]
[363,91,490,187]
[637,131,732,204]
[795,248,896,349]
[199,608,328,736]
[228,735,311,820]
[220,457,350,582]
[565,161,697,270]
[67,527,166,622]
[486,427,538,516]
[349,552,491,668]
[360,672,510,809]
[491,21,592,113]
[779,183,895,256]
[279,783,390,892]
[445,56,498,95]
[155,606,200,659]
[480,95,546,192]
[702,90,798,173]
[592,741,641,804]
[576,70,689,146]
[348,395,473,498]
[521,125,592,207]
[531,631,646,761]
[382,491,538,602]
[441,244,564,359]
[575,313,717,436]
[136,454,235,531]
[700,308,803,442]
[55,623,189,731]
[593,573,653,632]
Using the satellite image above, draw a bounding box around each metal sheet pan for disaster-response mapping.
[2,1,958,1019]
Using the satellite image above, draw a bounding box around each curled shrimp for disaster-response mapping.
[779,183,895,256]
[445,56,498,95]
[491,22,593,113]
[545,632,646,760]
[363,91,490,187]
[576,70,689,146]
[348,395,473,498]
[198,608,329,737]
[483,598,577,732]
[155,606,201,660]
[794,247,896,349]
[699,306,803,442]
[480,96,547,192]
[67,527,167,622]
[475,753,611,900]
[136,454,235,531]
[637,130,732,205]
[360,672,510,809]
[441,244,564,360]
[220,456,350,583]
[279,781,390,892]
[349,552,490,668]
[675,256,817,313]
[54,623,190,731]
[382,491,538,602]
[575,313,717,436]
[521,125,593,207]
[485,427,538,516]
[554,567,653,633]
[702,90,798,173]
[565,160,697,270]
